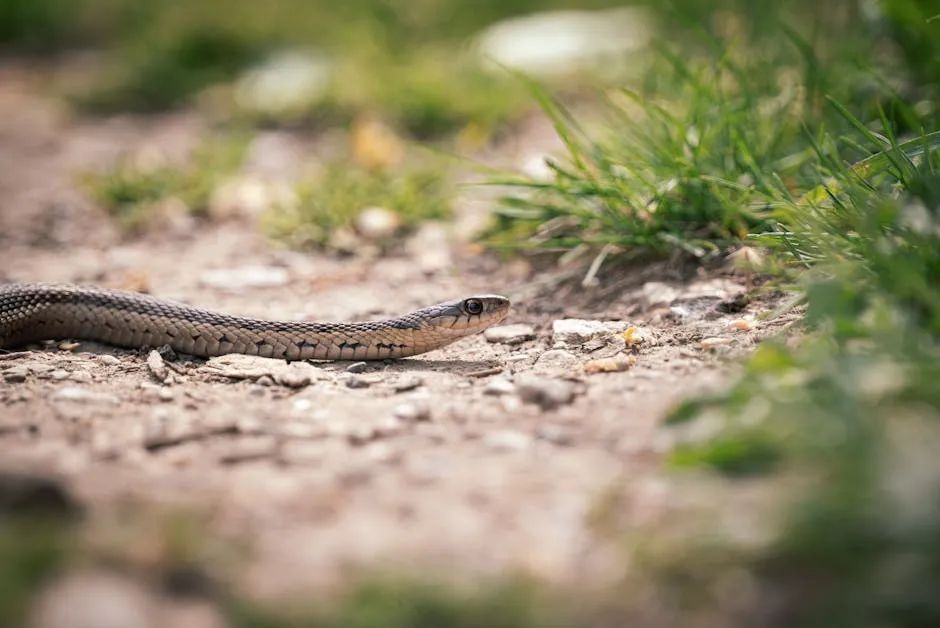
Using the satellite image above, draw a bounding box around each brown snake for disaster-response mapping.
[0,283,510,360]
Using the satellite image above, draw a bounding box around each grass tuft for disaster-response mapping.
[82,133,249,232]
[263,163,452,251]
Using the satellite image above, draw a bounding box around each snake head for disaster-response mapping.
[415,294,511,338]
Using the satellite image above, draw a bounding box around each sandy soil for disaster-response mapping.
[0,60,792,611]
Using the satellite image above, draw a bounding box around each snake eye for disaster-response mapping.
[464,298,483,315]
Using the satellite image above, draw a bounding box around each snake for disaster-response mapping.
[0,283,511,360]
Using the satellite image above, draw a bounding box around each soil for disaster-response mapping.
[0,60,795,611]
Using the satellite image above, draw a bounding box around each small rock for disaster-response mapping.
[345,376,371,389]
[484,324,536,345]
[146,350,169,383]
[355,206,402,240]
[535,424,574,446]
[3,365,29,383]
[552,319,627,346]
[392,376,424,393]
[58,341,80,351]
[70,371,92,383]
[474,7,652,77]
[730,318,754,331]
[155,344,178,362]
[699,337,734,350]
[51,386,118,405]
[580,338,608,353]
[97,355,121,366]
[235,50,331,119]
[393,401,431,422]
[374,417,406,438]
[584,355,636,374]
[50,369,70,381]
[209,176,296,220]
[642,281,680,306]
[483,378,515,396]
[205,354,319,387]
[534,349,580,369]
[484,429,531,451]
[515,375,576,410]
[273,367,312,388]
[346,361,369,374]
[668,305,692,319]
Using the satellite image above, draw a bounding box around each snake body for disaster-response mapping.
[0,283,510,360]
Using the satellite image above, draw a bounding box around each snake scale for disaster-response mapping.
[0,283,510,360]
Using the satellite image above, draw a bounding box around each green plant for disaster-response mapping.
[264,164,452,249]
[666,103,940,626]
[83,133,248,231]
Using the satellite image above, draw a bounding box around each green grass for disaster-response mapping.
[660,90,940,628]
[0,516,73,626]
[487,1,938,260]
[263,163,453,250]
[228,578,558,628]
[82,133,249,232]
[481,2,940,625]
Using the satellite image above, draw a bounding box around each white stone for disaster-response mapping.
[484,324,536,345]
[355,206,401,240]
[475,8,653,78]
[551,319,627,346]
[235,50,331,118]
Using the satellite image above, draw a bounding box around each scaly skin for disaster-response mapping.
[0,283,511,360]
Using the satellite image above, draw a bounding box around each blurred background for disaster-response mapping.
[1,1,939,627]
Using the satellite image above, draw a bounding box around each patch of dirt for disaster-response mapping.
[0,61,794,606]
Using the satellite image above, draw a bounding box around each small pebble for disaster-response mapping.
[393,401,431,422]
[392,376,424,393]
[57,341,80,351]
[483,378,515,396]
[274,370,312,388]
[3,365,30,383]
[346,376,371,389]
[699,337,734,349]
[51,386,118,405]
[552,319,628,346]
[97,355,121,366]
[70,371,92,383]
[147,349,169,383]
[730,319,753,331]
[534,349,580,370]
[50,369,70,381]
[514,375,576,410]
[484,429,531,452]
[484,324,536,345]
[535,424,574,446]
[583,355,636,374]
[346,361,369,374]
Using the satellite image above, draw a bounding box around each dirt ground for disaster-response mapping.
[0,61,792,614]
